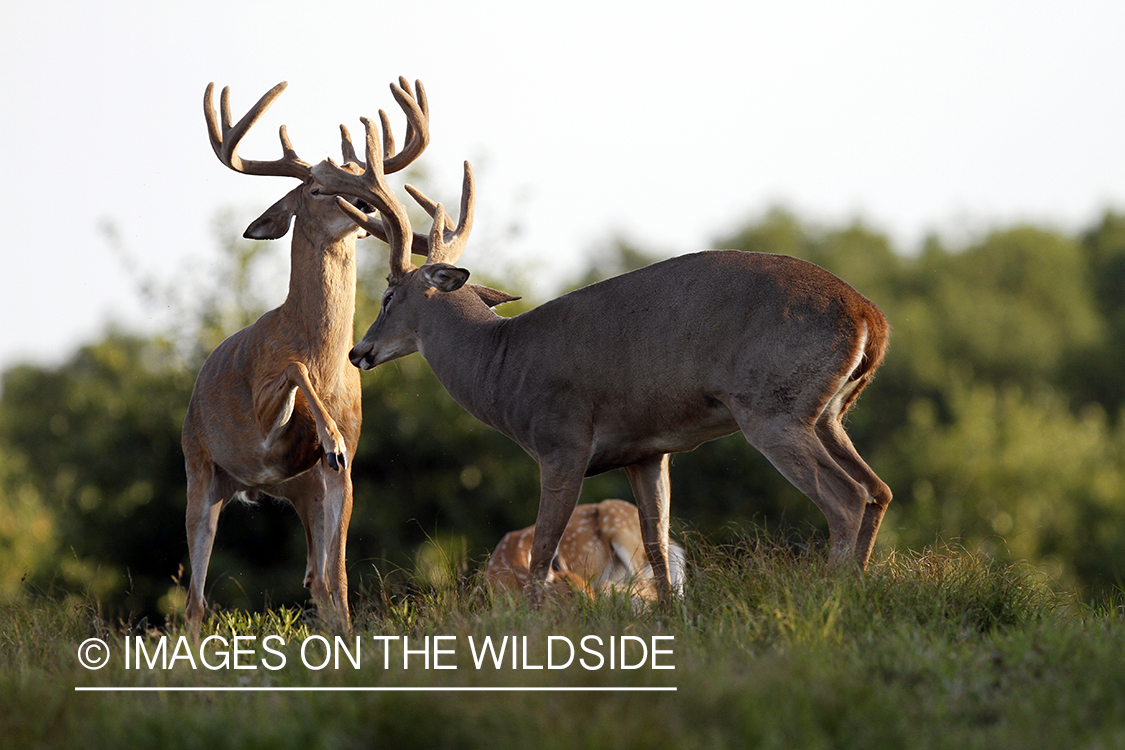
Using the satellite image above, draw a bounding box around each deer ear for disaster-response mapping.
[470,284,521,308]
[421,265,470,293]
[244,190,298,240]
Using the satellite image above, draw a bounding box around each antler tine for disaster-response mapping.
[394,77,428,159]
[204,81,311,180]
[346,111,394,170]
[452,160,475,248]
[408,78,430,122]
[428,203,450,265]
[382,79,430,174]
[340,112,396,171]
[405,160,476,265]
[339,124,360,166]
[379,110,395,161]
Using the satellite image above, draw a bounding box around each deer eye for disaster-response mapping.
[381,290,394,313]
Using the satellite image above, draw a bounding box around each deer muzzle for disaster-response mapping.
[348,343,376,371]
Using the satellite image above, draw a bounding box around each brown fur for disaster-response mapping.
[486,499,685,601]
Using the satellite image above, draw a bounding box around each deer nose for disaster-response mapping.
[349,344,374,370]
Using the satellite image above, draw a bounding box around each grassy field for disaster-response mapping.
[3,535,1125,749]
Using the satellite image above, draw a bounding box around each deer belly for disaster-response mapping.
[211,420,324,487]
[586,407,738,476]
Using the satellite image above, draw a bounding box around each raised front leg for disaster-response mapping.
[255,361,349,471]
[625,454,674,602]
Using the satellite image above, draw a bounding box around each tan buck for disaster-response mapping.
[331,155,891,606]
[182,78,430,636]
[486,499,686,601]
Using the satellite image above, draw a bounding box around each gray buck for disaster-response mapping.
[328,153,891,604]
[183,78,430,636]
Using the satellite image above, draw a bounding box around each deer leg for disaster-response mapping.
[281,459,353,631]
[738,416,867,568]
[292,497,318,588]
[275,470,339,625]
[624,454,674,602]
[815,415,892,568]
[257,362,348,471]
[323,466,353,630]
[184,461,228,640]
[526,461,584,605]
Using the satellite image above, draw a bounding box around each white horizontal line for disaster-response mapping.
[75,686,677,693]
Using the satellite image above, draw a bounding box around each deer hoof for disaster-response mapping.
[325,450,347,472]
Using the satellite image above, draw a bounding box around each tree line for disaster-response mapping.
[3,207,1124,619]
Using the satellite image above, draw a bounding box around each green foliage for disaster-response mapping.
[0,334,193,610]
[0,447,55,600]
[878,378,1125,591]
[917,226,1101,389]
[1068,211,1125,415]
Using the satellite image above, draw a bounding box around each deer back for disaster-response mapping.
[364,250,885,475]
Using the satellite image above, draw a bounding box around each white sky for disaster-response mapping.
[2,0,1124,373]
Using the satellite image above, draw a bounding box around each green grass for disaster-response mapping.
[4,536,1125,749]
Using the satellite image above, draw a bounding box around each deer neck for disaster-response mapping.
[417,293,512,428]
[279,227,357,354]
